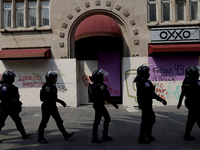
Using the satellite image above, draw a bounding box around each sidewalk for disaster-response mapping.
[0,105,200,150]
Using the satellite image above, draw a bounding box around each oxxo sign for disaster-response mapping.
[151,26,199,43]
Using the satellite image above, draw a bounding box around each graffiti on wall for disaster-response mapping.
[125,56,198,104]
[18,75,45,88]
[81,74,120,96]
[149,56,198,81]
[57,85,68,93]
[125,69,181,103]
[16,72,68,91]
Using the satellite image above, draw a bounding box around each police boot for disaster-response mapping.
[183,134,195,141]
[138,137,150,144]
[64,132,74,141]
[38,138,49,144]
[146,135,155,141]
[91,137,103,144]
[20,129,33,140]
[91,134,103,144]
[102,135,113,141]
[146,134,155,141]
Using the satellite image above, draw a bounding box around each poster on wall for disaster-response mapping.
[148,56,198,82]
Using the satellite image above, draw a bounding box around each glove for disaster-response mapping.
[177,103,181,109]
[113,103,119,109]
[161,99,167,105]
[57,99,66,107]
[60,101,66,107]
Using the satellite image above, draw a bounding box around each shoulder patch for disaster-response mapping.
[100,85,105,91]
[145,82,150,87]
[2,86,7,91]
[45,86,50,92]
[198,82,200,86]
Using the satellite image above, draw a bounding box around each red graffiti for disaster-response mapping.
[81,75,120,96]
[18,75,43,88]
[153,82,168,100]
[82,75,91,87]
[23,82,45,88]
[104,77,120,96]
[19,76,41,81]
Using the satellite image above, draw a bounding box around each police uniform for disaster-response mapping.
[92,82,111,140]
[89,70,118,143]
[178,77,200,140]
[38,82,71,143]
[136,78,165,143]
[0,82,29,139]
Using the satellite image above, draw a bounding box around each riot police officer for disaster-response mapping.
[0,70,32,140]
[134,65,167,144]
[177,66,200,141]
[88,69,118,144]
[38,71,74,143]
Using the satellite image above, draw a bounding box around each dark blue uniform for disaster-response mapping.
[178,77,200,137]
[90,82,118,140]
[0,83,24,133]
[136,78,164,140]
[38,82,68,139]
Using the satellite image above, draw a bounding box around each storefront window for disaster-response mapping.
[162,0,171,21]
[190,0,199,20]
[148,0,157,22]
[16,2,24,27]
[176,0,185,21]
[29,1,37,26]
[4,2,12,28]
[41,1,50,26]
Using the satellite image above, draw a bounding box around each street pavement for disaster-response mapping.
[0,104,200,150]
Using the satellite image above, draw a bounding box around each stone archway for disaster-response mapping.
[67,10,132,59]
[73,13,124,104]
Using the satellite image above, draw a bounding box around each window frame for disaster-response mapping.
[190,0,199,20]
[148,0,157,22]
[16,1,24,27]
[41,0,50,26]
[176,0,186,21]
[28,1,37,27]
[3,2,12,28]
[161,0,171,22]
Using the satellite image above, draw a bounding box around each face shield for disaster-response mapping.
[196,66,200,74]
[99,69,109,76]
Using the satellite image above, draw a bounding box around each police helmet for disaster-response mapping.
[134,65,150,82]
[45,71,58,82]
[89,69,109,82]
[185,66,199,79]
[1,70,16,83]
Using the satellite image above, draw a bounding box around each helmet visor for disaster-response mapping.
[99,69,109,76]
[196,66,200,74]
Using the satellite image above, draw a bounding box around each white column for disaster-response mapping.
[37,0,41,27]
[12,0,16,28]
[24,0,28,28]
[0,0,2,28]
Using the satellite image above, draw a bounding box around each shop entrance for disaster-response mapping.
[75,15,123,104]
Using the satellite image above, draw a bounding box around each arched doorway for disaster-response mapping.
[75,14,123,104]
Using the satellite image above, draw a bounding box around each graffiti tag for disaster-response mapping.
[57,85,68,93]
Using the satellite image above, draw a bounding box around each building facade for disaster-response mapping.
[0,0,199,107]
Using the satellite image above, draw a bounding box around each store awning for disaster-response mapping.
[149,44,200,55]
[0,48,51,59]
[75,14,122,41]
